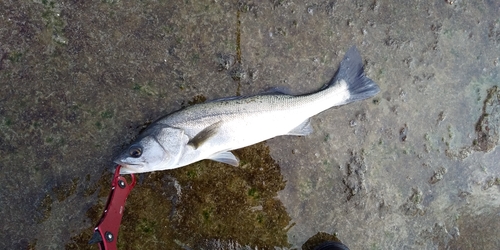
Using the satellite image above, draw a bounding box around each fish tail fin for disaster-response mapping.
[328,46,380,104]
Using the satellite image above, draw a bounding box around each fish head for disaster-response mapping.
[114,126,188,174]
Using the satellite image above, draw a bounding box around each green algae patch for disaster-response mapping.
[69,142,290,249]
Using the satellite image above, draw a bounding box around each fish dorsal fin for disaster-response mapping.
[207,87,291,103]
[188,121,222,149]
[261,86,292,95]
[208,151,239,166]
[286,119,313,136]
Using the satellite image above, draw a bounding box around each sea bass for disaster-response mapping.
[114,46,380,174]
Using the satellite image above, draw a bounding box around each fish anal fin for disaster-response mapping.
[188,122,222,149]
[286,119,313,136]
[208,151,240,166]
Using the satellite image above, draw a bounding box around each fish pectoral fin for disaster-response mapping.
[286,119,313,136]
[188,121,222,149]
[208,151,240,166]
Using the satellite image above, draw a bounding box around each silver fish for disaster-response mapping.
[114,46,380,174]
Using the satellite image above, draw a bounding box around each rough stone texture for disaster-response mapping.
[0,0,499,249]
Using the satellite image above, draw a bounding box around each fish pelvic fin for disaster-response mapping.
[208,151,240,166]
[328,46,380,104]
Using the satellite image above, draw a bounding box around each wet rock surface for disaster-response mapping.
[342,151,367,201]
[474,86,500,152]
[1,0,499,249]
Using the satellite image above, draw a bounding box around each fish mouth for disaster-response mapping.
[114,159,142,174]
[118,164,140,174]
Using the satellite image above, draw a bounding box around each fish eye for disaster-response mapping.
[129,146,142,158]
